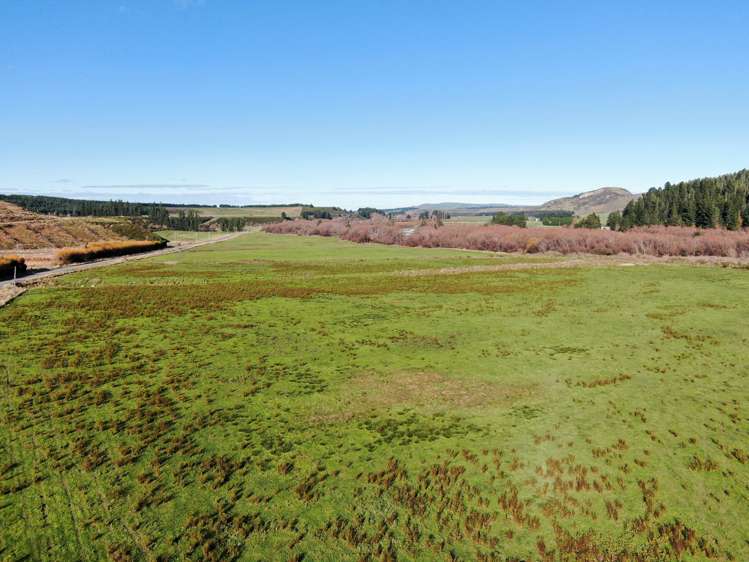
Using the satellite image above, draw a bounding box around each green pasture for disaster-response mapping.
[1,232,747,561]
[156,230,227,242]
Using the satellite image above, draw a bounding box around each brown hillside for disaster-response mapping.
[539,187,638,215]
[0,201,40,222]
[0,201,141,250]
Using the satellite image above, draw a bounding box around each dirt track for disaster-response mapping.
[0,232,243,292]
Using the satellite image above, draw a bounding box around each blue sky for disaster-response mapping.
[1,1,748,208]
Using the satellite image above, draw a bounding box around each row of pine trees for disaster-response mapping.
[2,195,263,231]
[620,169,749,230]
[1,194,165,217]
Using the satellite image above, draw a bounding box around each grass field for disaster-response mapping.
[1,232,748,561]
[156,230,228,242]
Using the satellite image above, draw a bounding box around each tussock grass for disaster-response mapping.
[1,232,748,560]
[56,239,166,264]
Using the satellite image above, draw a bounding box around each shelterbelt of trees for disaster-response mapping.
[0,194,171,217]
[0,194,208,231]
[618,169,749,230]
[0,194,315,217]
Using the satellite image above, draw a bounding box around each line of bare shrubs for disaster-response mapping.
[264,218,749,257]
[56,239,167,264]
[0,255,27,279]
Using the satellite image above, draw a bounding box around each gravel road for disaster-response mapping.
[0,232,243,290]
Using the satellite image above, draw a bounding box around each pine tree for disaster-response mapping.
[606,212,622,231]
[621,169,749,229]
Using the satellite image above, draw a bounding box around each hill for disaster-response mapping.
[0,200,152,251]
[538,187,638,215]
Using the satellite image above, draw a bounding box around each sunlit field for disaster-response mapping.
[2,232,748,561]
[156,230,228,242]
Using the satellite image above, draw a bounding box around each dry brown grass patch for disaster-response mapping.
[311,371,536,423]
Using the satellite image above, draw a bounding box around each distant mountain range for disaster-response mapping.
[385,187,638,216]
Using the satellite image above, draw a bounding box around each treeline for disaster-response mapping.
[215,217,249,231]
[491,212,527,227]
[306,205,345,217]
[356,207,381,219]
[491,210,577,227]
[538,211,574,226]
[1,194,203,230]
[1,194,165,217]
[162,209,204,231]
[621,169,749,230]
[418,210,451,221]
[490,211,576,228]
[1,194,337,230]
[213,217,280,231]
[301,209,334,219]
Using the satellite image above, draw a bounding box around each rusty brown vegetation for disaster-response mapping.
[56,240,167,264]
[265,217,749,258]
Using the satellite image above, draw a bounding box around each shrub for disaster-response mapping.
[607,212,623,231]
[56,240,167,264]
[263,219,749,258]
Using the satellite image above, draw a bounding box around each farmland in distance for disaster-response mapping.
[165,206,304,219]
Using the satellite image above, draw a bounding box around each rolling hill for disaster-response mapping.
[538,187,638,215]
[0,200,152,251]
